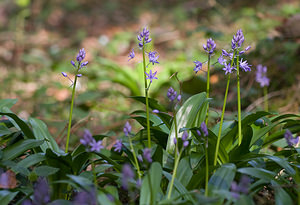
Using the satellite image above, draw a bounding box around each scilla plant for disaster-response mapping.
[0,27,300,205]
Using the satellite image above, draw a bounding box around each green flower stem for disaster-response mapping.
[167,149,182,199]
[236,55,242,145]
[65,72,78,153]
[129,137,142,181]
[142,45,151,148]
[205,140,209,196]
[92,160,97,187]
[264,86,268,112]
[173,108,179,162]
[214,51,236,166]
[205,55,211,125]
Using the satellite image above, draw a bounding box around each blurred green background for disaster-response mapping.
[0,0,299,148]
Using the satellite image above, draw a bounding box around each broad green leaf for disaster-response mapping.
[0,125,12,137]
[18,153,46,168]
[2,139,44,160]
[263,125,300,147]
[0,190,18,205]
[271,180,293,205]
[266,156,295,176]
[176,157,193,187]
[67,174,93,190]
[237,167,276,181]
[28,118,61,153]
[0,99,17,110]
[167,92,208,153]
[0,109,35,139]
[209,163,236,192]
[140,162,163,205]
[34,165,59,177]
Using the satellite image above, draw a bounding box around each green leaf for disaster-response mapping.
[176,157,193,187]
[17,153,46,168]
[67,174,93,190]
[0,99,17,110]
[266,156,295,176]
[2,139,44,160]
[140,162,163,205]
[271,180,293,205]
[34,165,59,177]
[28,118,61,153]
[237,167,276,181]
[167,92,208,153]
[129,96,167,112]
[0,190,18,205]
[209,163,236,192]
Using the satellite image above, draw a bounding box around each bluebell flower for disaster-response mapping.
[123,121,132,136]
[218,54,227,66]
[76,48,86,63]
[201,122,208,137]
[143,148,152,163]
[73,188,97,205]
[203,38,216,55]
[113,140,123,152]
[33,178,51,205]
[121,164,135,190]
[193,60,202,74]
[284,129,299,147]
[239,59,252,72]
[152,109,160,113]
[137,27,152,48]
[90,140,104,152]
[128,49,135,61]
[61,72,68,77]
[177,95,182,102]
[80,129,94,146]
[148,51,159,65]
[182,131,188,141]
[222,63,234,75]
[255,64,270,87]
[231,175,250,199]
[167,87,177,102]
[231,29,245,50]
[145,70,158,83]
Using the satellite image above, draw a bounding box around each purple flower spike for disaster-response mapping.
[284,129,299,147]
[61,72,67,77]
[222,63,234,75]
[76,48,86,63]
[182,131,188,141]
[33,178,51,205]
[123,121,132,136]
[137,27,152,48]
[193,60,202,74]
[113,140,123,152]
[148,51,159,65]
[167,87,177,102]
[90,140,104,152]
[239,59,252,72]
[201,122,208,137]
[255,64,270,87]
[203,38,216,55]
[231,175,250,199]
[73,189,97,205]
[232,29,245,50]
[128,49,135,61]
[143,148,152,163]
[145,70,158,83]
[183,140,189,148]
[121,164,135,190]
[80,129,94,146]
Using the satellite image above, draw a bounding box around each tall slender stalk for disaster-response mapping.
[129,137,142,181]
[65,73,78,153]
[142,44,151,148]
[214,51,236,166]
[167,149,182,199]
[264,86,268,112]
[236,55,242,145]
[205,140,209,196]
[205,55,211,125]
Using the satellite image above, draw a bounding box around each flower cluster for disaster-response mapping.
[22,178,51,205]
[121,164,135,190]
[284,129,299,147]
[123,121,132,136]
[80,129,104,152]
[218,29,252,75]
[174,131,189,148]
[255,64,270,87]
[137,27,152,48]
[62,48,88,79]
[113,140,123,152]
[197,122,208,137]
[167,87,181,102]
[231,175,251,199]
[203,38,216,55]
[193,60,203,74]
[73,188,97,205]
[143,148,152,163]
[145,70,158,83]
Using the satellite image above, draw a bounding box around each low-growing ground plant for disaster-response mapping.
[0,27,300,205]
